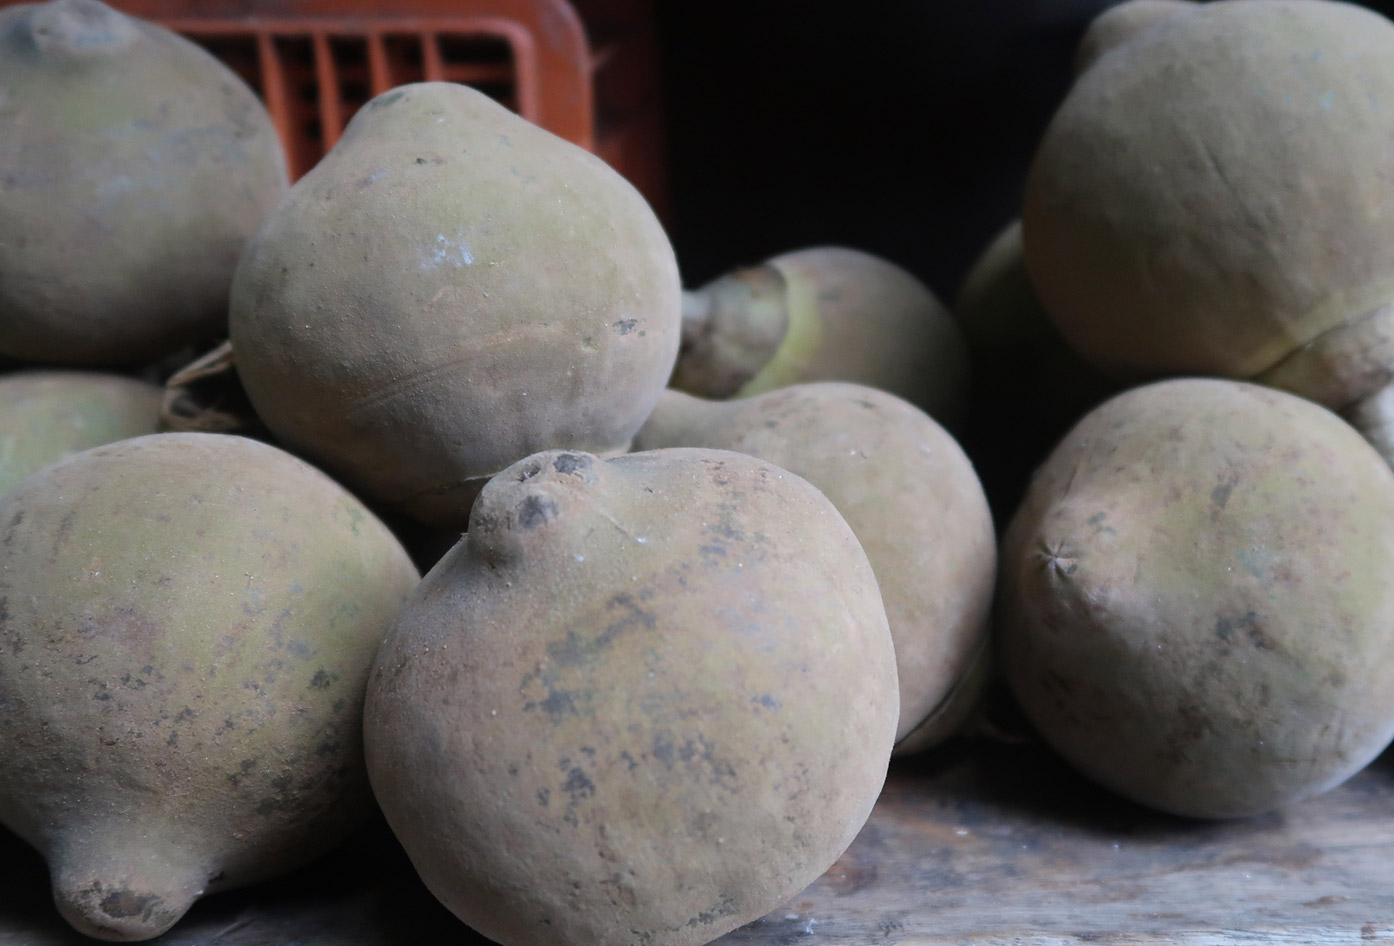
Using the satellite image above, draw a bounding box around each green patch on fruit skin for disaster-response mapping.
[341,503,365,536]
[371,88,406,109]
[737,283,823,398]
[1236,543,1282,582]
[1086,511,1117,535]
[327,599,362,635]
[0,372,162,499]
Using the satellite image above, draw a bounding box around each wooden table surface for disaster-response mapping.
[3,736,1392,946]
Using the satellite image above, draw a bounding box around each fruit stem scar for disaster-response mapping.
[1037,540,1078,577]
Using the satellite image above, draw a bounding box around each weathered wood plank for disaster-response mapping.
[2,738,1392,945]
[725,740,1394,945]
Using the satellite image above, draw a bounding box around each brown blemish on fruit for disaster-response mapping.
[650,731,737,789]
[1211,473,1240,519]
[98,888,161,920]
[1214,611,1272,651]
[547,594,656,667]
[520,664,585,724]
[684,896,738,928]
[518,494,560,530]
[552,453,591,476]
[561,765,595,801]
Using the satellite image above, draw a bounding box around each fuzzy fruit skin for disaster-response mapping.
[951,220,1120,518]
[0,0,288,365]
[954,219,1048,350]
[0,370,162,496]
[0,432,419,941]
[952,219,1119,434]
[1025,0,1394,382]
[1072,0,1199,76]
[230,82,681,528]
[364,448,897,946]
[634,384,995,753]
[999,379,1394,818]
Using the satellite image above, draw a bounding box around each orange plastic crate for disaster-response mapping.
[2,0,667,213]
[101,0,595,181]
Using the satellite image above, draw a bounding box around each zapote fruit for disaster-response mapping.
[954,221,1117,417]
[0,0,288,365]
[671,247,969,427]
[952,220,1118,510]
[998,379,1394,818]
[365,447,898,946]
[1024,0,1394,468]
[0,370,162,496]
[230,81,681,528]
[0,432,419,940]
[634,383,995,753]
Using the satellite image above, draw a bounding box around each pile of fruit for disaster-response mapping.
[3,0,1394,943]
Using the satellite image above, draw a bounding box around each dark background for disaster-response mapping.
[655,0,1394,297]
[650,0,1394,516]
[653,0,1151,518]
[656,1,1114,299]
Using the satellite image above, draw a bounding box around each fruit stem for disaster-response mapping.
[669,265,790,399]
